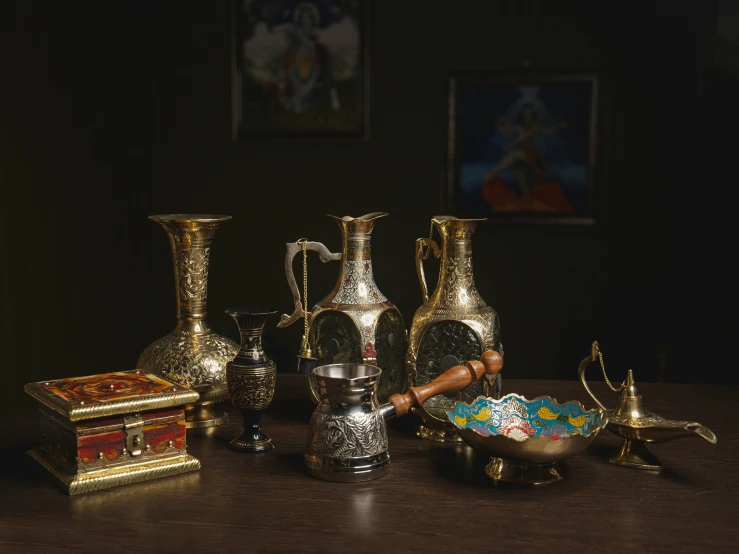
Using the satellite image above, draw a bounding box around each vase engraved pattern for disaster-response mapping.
[329,260,387,304]
[139,334,239,387]
[137,215,238,398]
[308,412,388,459]
[227,371,275,411]
[444,256,485,308]
[176,247,209,304]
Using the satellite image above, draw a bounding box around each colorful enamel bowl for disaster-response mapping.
[447,393,608,485]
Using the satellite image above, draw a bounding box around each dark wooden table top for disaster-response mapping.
[1,375,737,553]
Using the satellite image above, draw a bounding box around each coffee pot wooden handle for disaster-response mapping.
[388,350,503,418]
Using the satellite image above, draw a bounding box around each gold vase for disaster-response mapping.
[137,214,239,428]
[406,216,503,442]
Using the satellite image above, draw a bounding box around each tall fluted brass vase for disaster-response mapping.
[406,216,503,442]
[225,307,277,453]
[137,214,239,428]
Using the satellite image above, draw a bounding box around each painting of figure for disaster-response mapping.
[447,74,598,223]
[232,0,367,140]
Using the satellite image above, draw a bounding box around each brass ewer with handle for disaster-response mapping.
[579,341,717,471]
[406,216,503,442]
[277,213,408,405]
[137,214,239,429]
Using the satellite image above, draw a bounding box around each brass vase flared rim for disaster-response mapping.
[149,214,232,223]
[326,212,389,222]
[431,215,487,224]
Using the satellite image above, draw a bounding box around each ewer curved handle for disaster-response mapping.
[577,341,610,411]
[415,238,440,303]
[277,241,341,329]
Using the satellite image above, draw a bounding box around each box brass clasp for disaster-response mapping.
[123,413,145,456]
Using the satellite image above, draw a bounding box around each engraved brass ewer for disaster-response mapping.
[407,216,503,443]
[277,213,407,405]
[137,215,239,428]
[306,351,503,482]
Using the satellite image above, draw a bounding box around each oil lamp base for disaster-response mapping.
[609,439,663,472]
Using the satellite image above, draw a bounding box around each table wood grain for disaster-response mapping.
[1,376,736,554]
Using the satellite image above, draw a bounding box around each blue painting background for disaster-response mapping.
[456,81,593,214]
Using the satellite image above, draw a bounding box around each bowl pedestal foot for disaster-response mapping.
[416,424,464,443]
[609,439,663,472]
[485,458,564,486]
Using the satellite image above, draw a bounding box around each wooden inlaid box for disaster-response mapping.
[24,370,202,495]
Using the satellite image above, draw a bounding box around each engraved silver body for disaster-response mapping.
[305,364,391,482]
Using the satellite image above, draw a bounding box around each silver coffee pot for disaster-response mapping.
[305,351,503,482]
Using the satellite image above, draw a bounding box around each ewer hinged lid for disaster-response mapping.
[578,341,717,471]
[24,370,199,422]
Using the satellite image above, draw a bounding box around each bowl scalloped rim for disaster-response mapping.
[447,393,608,441]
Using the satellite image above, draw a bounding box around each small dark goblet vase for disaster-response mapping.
[225,307,278,453]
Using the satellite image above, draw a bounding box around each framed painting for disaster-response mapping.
[447,72,598,224]
[232,0,369,141]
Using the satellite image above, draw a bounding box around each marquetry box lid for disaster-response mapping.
[24,370,202,495]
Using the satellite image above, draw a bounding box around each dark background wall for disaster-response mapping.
[2,0,735,419]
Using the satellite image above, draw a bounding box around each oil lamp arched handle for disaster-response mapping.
[577,341,610,412]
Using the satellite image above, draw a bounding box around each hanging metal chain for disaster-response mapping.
[301,239,309,335]
[421,220,435,260]
[593,341,624,392]
[297,238,310,353]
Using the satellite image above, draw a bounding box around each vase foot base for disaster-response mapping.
[229,436,275,453]
[185,402,230,429]
[485,458,564,486]
[416,424,463,443]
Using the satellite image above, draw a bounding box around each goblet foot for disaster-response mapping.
[416,423,464,443]
[185,402,231,429]
[609,439,663,472]
[485,457,564,486]
[229,423,274,453]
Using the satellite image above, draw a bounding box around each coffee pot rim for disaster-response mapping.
[312,363,382,381]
